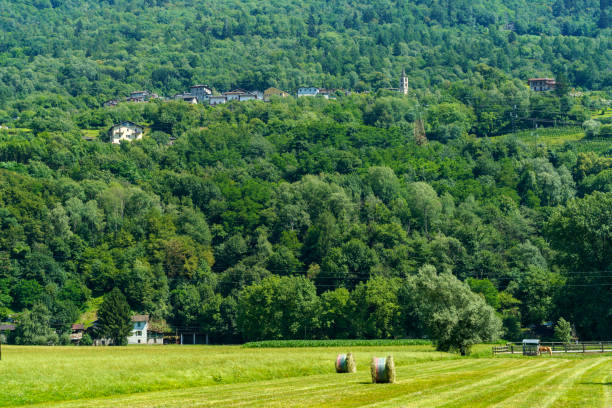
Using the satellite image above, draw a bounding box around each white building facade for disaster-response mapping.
[109,122,143,144]
[400,69,409,95]
[209,95,227,105]
[128,315,149,344]
[298,87,319,97]
[528,78,556,92]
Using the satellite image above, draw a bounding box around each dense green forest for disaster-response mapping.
[1,94,610,344]
[0,0,611,346]
[0,0,611,114]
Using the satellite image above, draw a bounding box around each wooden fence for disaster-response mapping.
[493,341,612,356]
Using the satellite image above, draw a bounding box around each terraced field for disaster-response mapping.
[1,345,610,408]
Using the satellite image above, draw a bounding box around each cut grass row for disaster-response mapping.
[242,339,433,348]
[19,354,611,408]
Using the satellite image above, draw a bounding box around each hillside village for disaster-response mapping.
[105,72,563,144]
[105,70,412,108]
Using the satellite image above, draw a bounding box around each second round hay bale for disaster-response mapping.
[335,353,357,373]
[370,356,395,383]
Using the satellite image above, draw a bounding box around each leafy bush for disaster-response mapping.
[80,333,93,346]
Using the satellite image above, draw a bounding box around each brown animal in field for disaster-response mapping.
[538,346,552,355]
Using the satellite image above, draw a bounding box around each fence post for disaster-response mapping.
[583,343,585,353]
[564,344,567,353]
[602,343,604,353]
[511,345,514,354]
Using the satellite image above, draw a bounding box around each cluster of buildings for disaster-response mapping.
[104,86,291,108]
[97,73,564,145]
[103,71,412,108]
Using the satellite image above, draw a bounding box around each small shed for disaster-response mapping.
[70,324,85,343]
[522,339,540,356]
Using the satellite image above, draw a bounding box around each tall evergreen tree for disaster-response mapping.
[97,288,132,346]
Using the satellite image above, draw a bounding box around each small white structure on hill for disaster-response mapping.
[400,69,409,95]
[298,87,319,97]
[223,89,258,102]
[209,95,227,105]
[109,121,143,144]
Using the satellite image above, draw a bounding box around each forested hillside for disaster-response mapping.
[0,0,611,345]
[1,95,611,343]
[0,0,611,113]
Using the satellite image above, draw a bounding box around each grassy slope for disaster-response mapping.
[1,345,610,408]
[491,126,585,146]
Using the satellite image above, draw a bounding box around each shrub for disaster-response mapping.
[599,124,612,138]
[583,120,601,138]
[80,333,93,346]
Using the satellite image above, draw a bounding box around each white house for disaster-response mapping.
[223,89,251,101]
[208,95,227,105]
[109,122,144,144]
[128,315,149,344]
[238,92,258,102]
[298,87,319,97]
[189,85,212,103]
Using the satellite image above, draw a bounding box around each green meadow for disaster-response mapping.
[492,126,585,146]
[0,345,610,408]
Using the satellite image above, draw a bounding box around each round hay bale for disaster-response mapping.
[335,353,357,373]
[370,356,396,383]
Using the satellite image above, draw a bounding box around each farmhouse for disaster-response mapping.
[127,315,164,344]
[128,315,149,344]
[223,89,254,101]
[109,121,144,144]
[127,91,150,102]
[70,323,85,344]
[0,323,15,332]
[209,95,227,106]
[528,78,556,92]
[263,87,290,101]
[189,84,212,102]
[127,90,159,102]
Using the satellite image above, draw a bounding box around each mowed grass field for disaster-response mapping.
[0,345,610,408]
